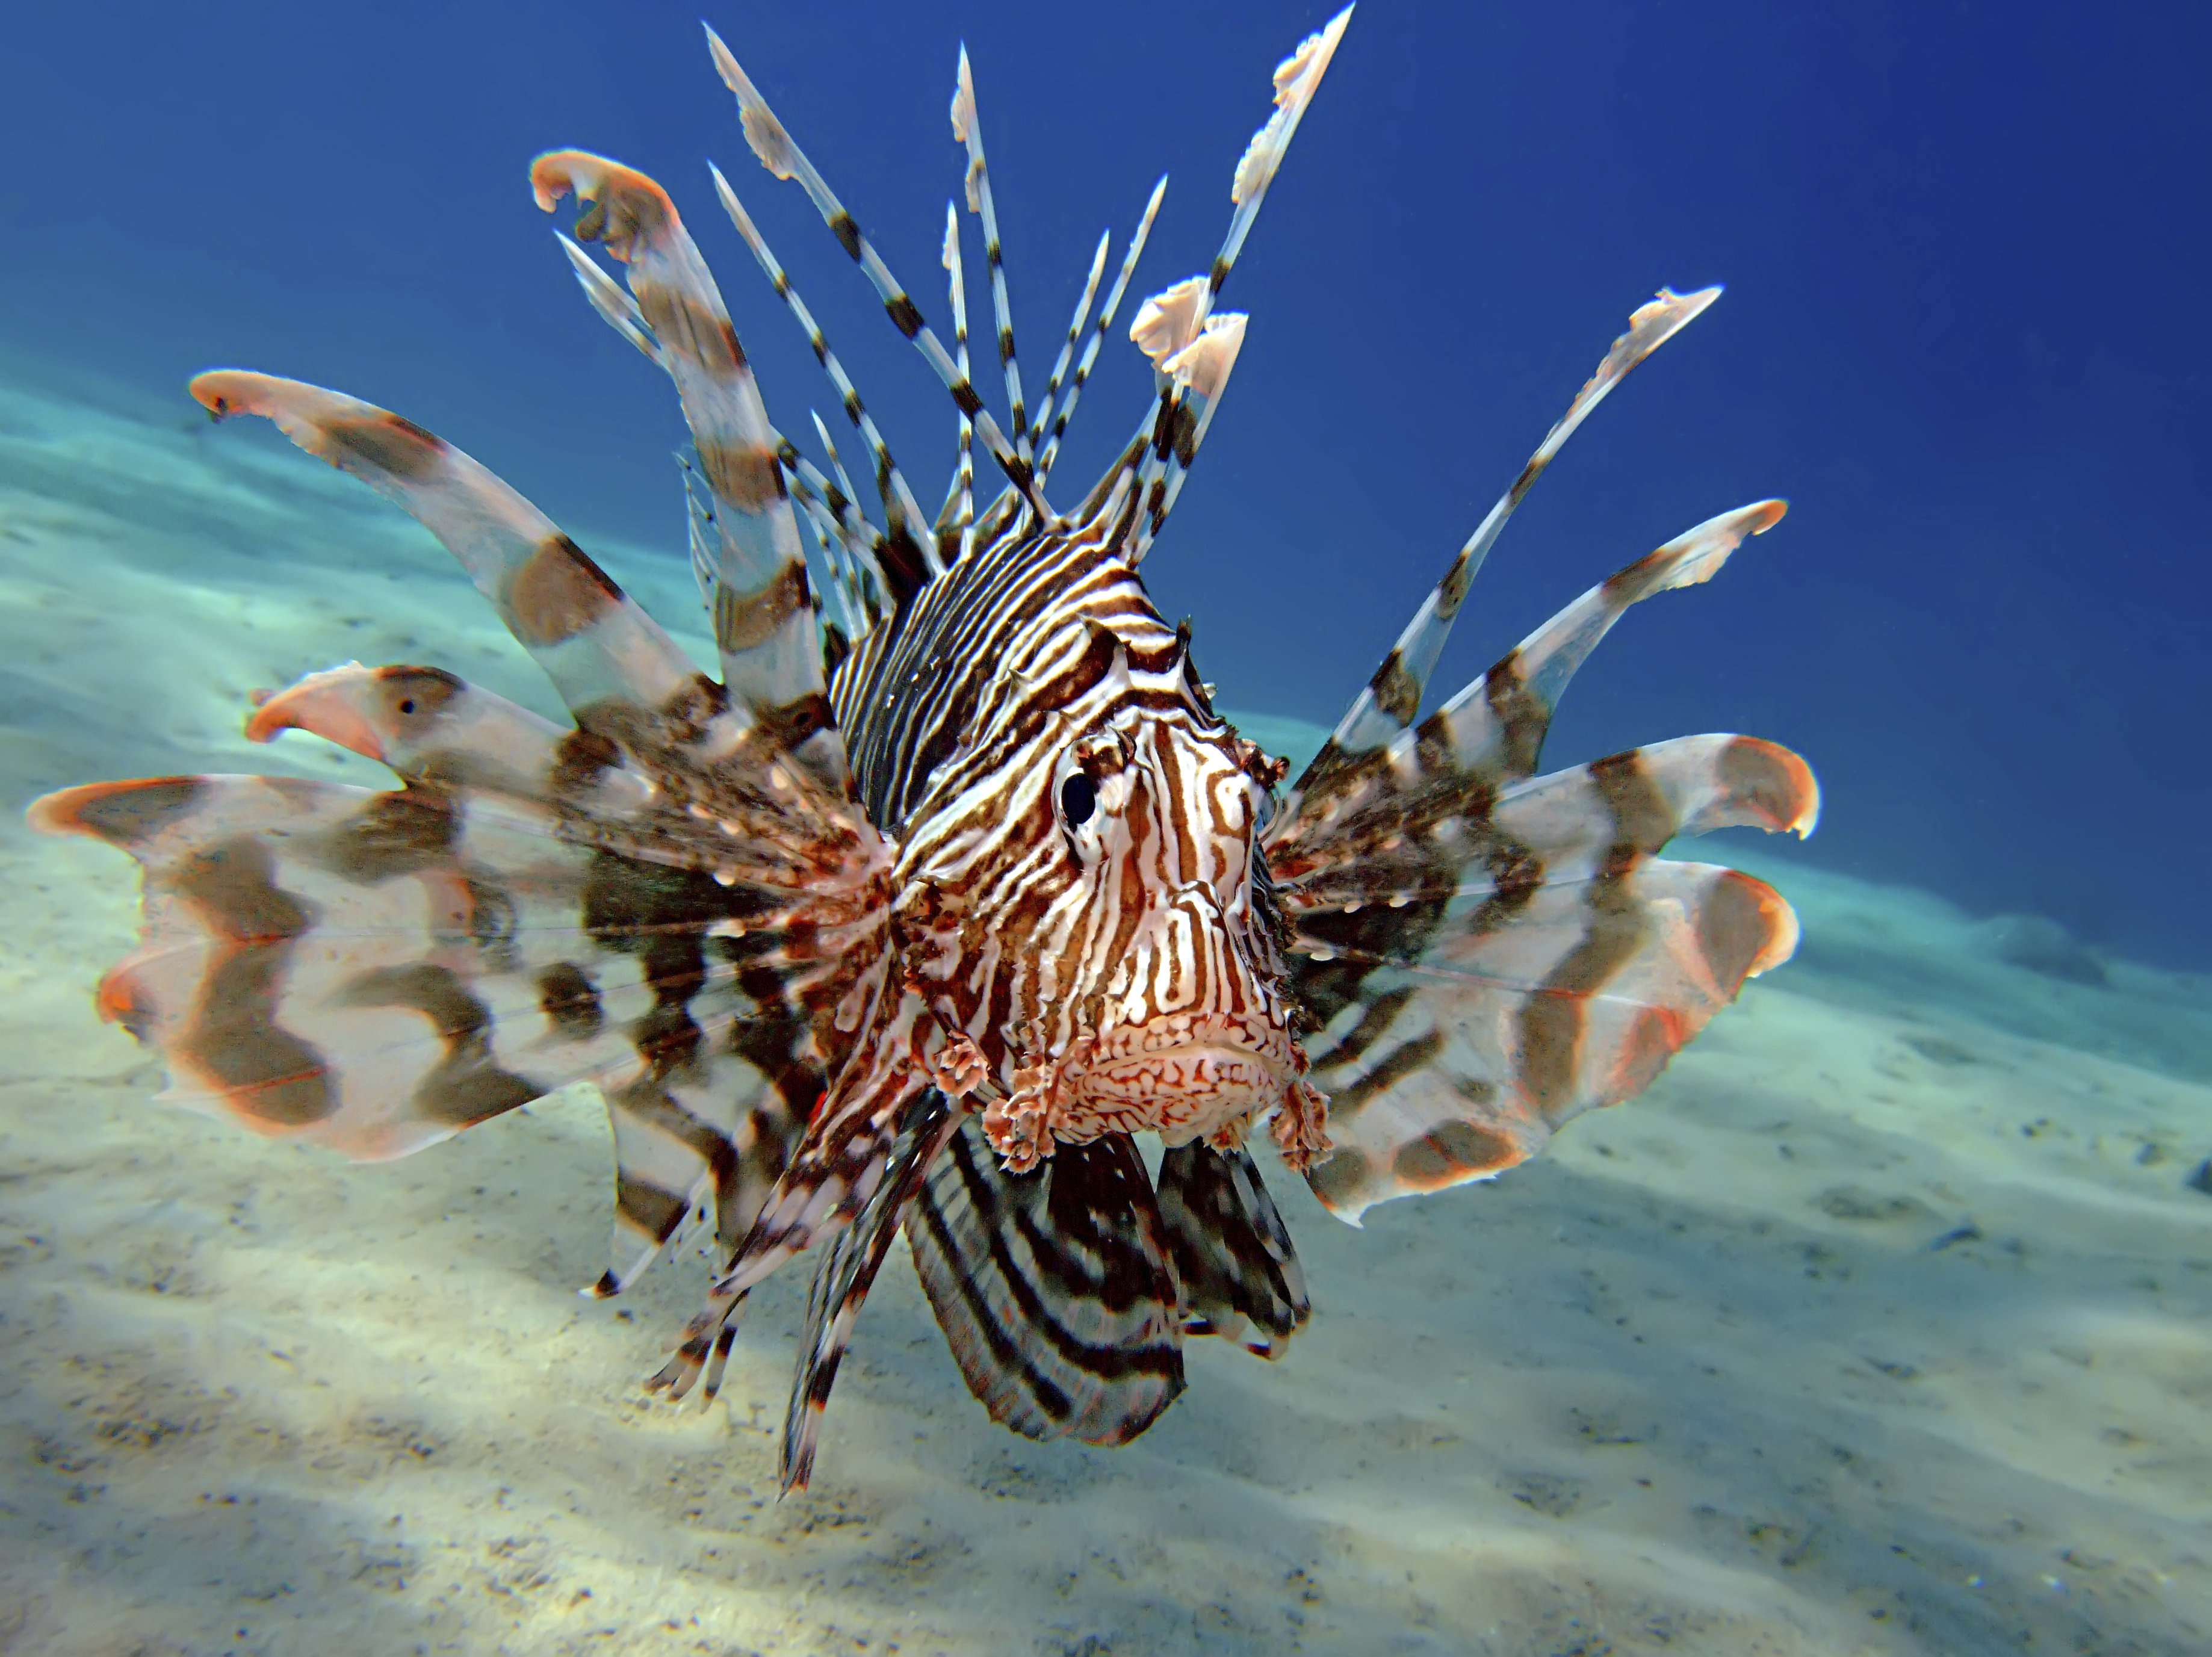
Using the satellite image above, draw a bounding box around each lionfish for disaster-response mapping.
[28,8,1817,1490]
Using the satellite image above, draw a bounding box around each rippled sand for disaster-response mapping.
[4,373,2207,1656]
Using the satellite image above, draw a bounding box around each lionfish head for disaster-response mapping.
[895,614,1325,1175]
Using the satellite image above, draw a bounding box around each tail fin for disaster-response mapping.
[906,1120,1185,1445]
[1156,1142,1310,1357]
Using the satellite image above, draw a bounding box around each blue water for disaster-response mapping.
[10,0,2207,963]
[7,10,2212,1655]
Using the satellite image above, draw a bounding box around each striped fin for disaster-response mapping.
[1272,500,1789,861]
[710,162,937,598]
[250,657,891,911]
[194,388,882,903]
[680,452,721,613]
[649,999,925,1402]
[28,775,725,1153]
[1071,293,1219,557]
[1306,286,1724,782]
[950,46,1032,468]
[26,766,828,1298]
[598,1030,821,1299]
[779,451,862,640]
[577,846,850,1297]
[1038,175,1166,486]
[1258,497,1814,1228]
[1155,1142,1310,1357]
[805,412,872,550]
[1082,10,1349,556]
[556,232,659,361]
[780,1091,960,1492]
[244,661,664,832]
[1130,303,1249,562]
[1284,733,1817,930]
[679,446,861,658]
[779,437,891,630]
[1475,734,1820,884]
[938,202,977,565]
[250,663,567,792]
[528,152,839,779]
[1219,7,1355,305]
[571,232,852,682]
[1027,228,1109,459]
[1412,500,1786,789]
[906,1119,1186,1445]
[802,411,886,632]
[52,655,876,1295]
[703,23,1049,521]
[190,373,699,717]
[1298,859,1802,1223]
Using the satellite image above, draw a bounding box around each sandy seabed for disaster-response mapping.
[1,370,2208,1656]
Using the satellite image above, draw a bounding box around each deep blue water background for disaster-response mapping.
[8,2,2208,965]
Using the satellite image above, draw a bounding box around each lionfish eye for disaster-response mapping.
[1059,772,1097,826]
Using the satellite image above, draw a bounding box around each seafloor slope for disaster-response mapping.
[2,371,2208,1656]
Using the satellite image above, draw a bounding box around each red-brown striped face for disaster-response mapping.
[889,641,1323,1175]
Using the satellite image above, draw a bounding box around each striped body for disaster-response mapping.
[27,8,1820,1490]
[832,509,1322,1172]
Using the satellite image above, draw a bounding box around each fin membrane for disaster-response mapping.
[1156,1141,1310,1357]
[906,1120,1185,1445]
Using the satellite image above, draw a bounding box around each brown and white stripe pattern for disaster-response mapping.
[950,47,1034,468]
[32,5,1823,1496]
[1036,174,1166,487]
[705,22,1046,521]
[909,1117,1185,1448]
[236,667,848,1289]
[707,161,937,601]
[1299,286,1722,791]
[67,361,897,1298]
[648,494,1322,1455]
[1265,505,1814,1222]
[527,153,847,788]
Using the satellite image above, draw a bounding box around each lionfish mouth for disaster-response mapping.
[1046,1011,1304,1148]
